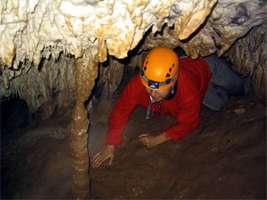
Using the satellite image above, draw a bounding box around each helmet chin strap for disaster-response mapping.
[146,96,154,119]
[164,83,177,100]
[149,95,157,103]
[145,83,177,120]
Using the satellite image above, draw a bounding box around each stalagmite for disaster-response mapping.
[70,50,98,199]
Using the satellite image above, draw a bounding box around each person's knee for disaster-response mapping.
[205,55,249,95]
[203,83,229,111]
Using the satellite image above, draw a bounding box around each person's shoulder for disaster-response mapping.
[179,57,193,70]
[177,74,200,103]
[128,74,141,84]
[177,59,199,95]
[179,56,204,64]
[126,74,143,89]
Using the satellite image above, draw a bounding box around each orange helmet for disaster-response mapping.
[140,47,179,91]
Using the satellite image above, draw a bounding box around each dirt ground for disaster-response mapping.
[1,95,266,199]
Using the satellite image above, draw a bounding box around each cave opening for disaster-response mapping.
[1,95,30,140]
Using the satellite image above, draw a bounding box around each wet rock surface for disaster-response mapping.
[1,96,266,199]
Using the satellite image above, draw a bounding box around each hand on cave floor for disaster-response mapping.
[138,132,170,148]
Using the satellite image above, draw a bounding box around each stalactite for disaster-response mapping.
[70,50,98,199]
[0,54,76,113]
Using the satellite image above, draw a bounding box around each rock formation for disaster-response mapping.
[1,0,266,198]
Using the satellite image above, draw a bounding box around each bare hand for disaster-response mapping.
[138,133,158,148]
[91,145,115,168]
[138,132,170,148]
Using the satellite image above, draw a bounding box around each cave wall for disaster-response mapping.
[0,54,76,112]
[226,24,267,100]
[96,57,125,99]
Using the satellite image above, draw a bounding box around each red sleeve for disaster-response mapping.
[105,77,140,145]
[165,92,201,141]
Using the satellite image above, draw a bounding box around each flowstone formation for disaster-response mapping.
[0,0,217,67]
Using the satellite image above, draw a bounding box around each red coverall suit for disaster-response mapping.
[106,57,211,145]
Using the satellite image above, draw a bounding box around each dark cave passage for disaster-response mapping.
[1,96,29,132]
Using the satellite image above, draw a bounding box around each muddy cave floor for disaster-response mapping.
[1,96,266,199]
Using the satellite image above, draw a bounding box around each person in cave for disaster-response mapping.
[92,47,250,168]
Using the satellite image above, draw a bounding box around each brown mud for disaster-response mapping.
[1,96,266,199]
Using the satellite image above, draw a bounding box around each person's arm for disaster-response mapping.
[92,77,140,168]
[139,90,201,148]
[105,77,140,145]
[165,93,201,141]
[138,132,171,148]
